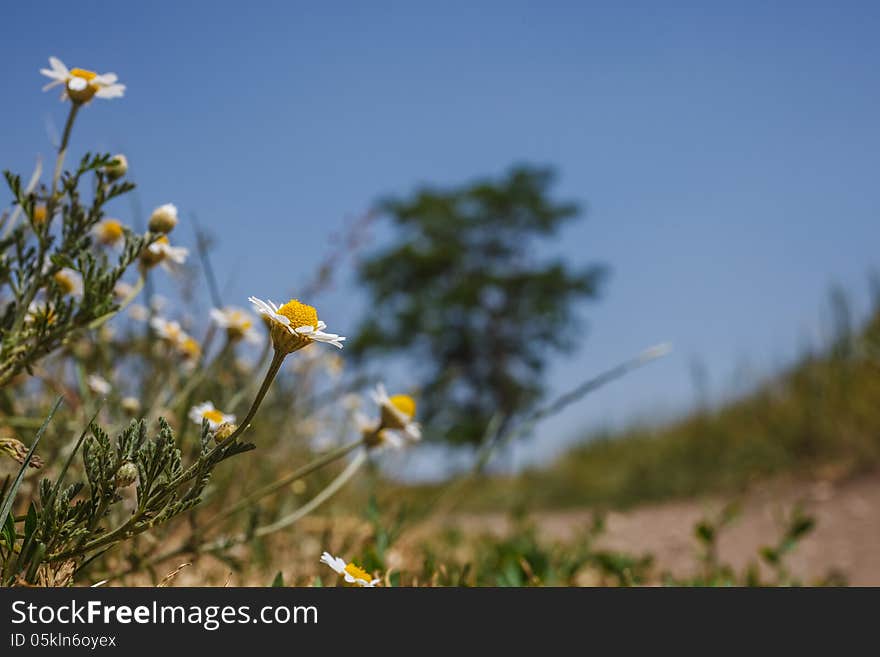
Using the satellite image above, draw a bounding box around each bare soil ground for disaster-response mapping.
[124,468,880,586]
[434,468,880,585]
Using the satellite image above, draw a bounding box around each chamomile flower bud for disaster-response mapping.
[121,396,141,416]
[148,203,178,234]
[104,154,128,181]
[86,374,111,396]
[214,422,238,443]
[33,204,48,227]
[114,461,138,488]
[0,433,44,469]
[248,296,345,355]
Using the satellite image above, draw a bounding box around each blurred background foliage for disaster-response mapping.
[350,166,604,446]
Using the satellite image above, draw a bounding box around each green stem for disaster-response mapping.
[218,349,285,445]
[202,438,364,531]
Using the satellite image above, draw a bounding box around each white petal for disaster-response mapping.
[95,83,125,99]
[48,56,68,75]
[93,72,118,85]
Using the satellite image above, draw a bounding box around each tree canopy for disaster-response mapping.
[351,165,605,446]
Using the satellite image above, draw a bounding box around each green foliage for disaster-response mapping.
[0,152,151,387]
[1,413,255,586]
[351,166,604,445]
[424,295,880,509]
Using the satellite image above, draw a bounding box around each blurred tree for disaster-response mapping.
[350,165,605,446]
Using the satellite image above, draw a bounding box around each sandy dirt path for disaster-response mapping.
[438,469,880,585]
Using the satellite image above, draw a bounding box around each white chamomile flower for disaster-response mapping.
[210,306,261,343]
[52,268,83,296]
[188,402,235,431]
[40,56,125,104]
[86,374,111,396]
[150,317,186,343]
[94,218,125,246]
[370,383,421,442]
[141,236,188,271]
[26,301,56,325]
[320,552,380,587]
[128,304,149,322]
[248,296,345,354]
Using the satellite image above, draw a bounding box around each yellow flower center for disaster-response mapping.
[344,563,373,583]
[70,68,98,81]
[180,336,201,360]
[97,219,124,244]
[277,299,318,330]
[53,271,77,295]
[389,394,416,419]
[67,68,100,104]
[33,205,47,226]
[141,236,169,267]
[203,409,225,424]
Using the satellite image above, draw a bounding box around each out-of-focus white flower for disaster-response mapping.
[249,296,345,353]
[188,401,235,430]
[121,397,141,416]
[94,218,125,246]
[40,56,125,103]
[141,236,188,270]
[53,268,83,296]
[320,552,379,587]
[86,374,111,396]
[150,317,186,343]
[128,304,149,322]
[210,306,261,343]
[370,383,421,443]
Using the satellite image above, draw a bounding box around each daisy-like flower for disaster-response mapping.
[178,335,201,362]
[248,296,345,354]
[210,306,261,343]
[94,218,125,246]
[114,281,134,300]
[370,383,421,442]
[40,56,125,104]
[150,317,186,343]
[140,236,189,270]
[86,374,111,396]
[320,552,380,587]
[26,301,56,326]
[53,268,83,296]
[188,402,236,431]
[128,304,149,322]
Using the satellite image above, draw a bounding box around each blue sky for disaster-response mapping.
[3,2,880,473]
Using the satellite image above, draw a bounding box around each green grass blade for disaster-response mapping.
[0,396,63,534]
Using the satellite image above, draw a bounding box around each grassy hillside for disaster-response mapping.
[390,304,880,511]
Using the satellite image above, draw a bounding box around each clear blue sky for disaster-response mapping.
[3,1,880,474]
